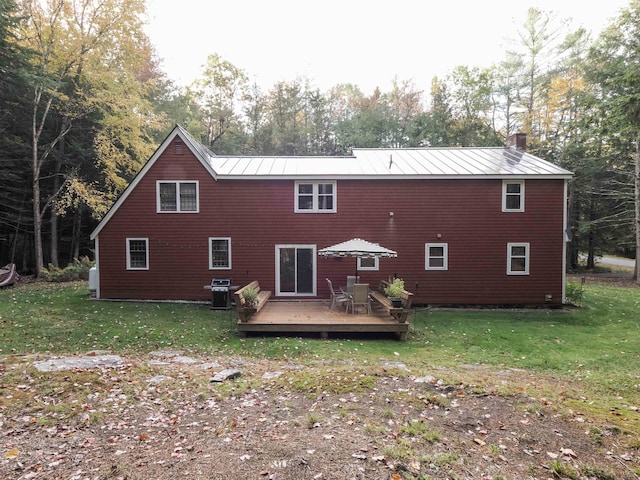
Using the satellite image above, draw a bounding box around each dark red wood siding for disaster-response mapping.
[97,140,567,305]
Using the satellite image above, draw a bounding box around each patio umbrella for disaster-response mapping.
[318,238,397,277]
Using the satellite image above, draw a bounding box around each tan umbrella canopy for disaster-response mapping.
[318,238,397,277]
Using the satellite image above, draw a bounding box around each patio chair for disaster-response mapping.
[326,278,349,311]
[348,283,371,315]
[345,275,360,293]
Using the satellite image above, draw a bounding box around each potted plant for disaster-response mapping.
[241,286,259,308]
[384,278,405,308]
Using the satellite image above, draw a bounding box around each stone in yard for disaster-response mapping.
[148,375,173,384]
[210,369,242,383]
[382,361,408,370]
[33,355,126,372]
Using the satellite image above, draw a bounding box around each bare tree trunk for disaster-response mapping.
[587,195,596,269]
[32,134,43,277]
[71,205,82,261]
[49,143,63,268]
[635,138,640,283]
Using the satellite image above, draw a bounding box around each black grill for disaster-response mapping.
[210,278,231,310]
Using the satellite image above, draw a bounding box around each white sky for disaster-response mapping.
[144,0,630,94]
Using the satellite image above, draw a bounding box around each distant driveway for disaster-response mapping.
[581,254,635,268]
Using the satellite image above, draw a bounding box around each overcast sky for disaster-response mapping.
[144,0,631,94]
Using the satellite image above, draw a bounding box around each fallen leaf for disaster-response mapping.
[547,452,558,459]
[139,434,149,441]
[6,447,19,459]
[474,438,486,446]
[560,448,577,458]
[391,474,402,480]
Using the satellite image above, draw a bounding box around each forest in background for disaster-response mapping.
[1,0,639,280]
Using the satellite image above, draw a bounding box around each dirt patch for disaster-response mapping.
[1,354,638,480]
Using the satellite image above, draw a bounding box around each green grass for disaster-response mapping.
[1,280,639,409]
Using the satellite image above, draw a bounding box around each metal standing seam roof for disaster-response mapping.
[89,126,573,241]
[205,147,572,179]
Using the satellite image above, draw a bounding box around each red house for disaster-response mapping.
[90,126,572,306]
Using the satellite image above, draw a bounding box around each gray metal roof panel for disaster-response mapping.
[205,147,572,178]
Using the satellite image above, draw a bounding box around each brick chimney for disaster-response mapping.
[506,133,526,151]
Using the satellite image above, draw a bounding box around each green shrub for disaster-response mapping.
[565,281,584,306]
[42,256,94,282]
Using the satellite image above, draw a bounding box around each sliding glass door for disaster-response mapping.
[276,245,316,296]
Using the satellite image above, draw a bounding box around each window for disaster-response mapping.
[502,180,524,212]
[209,237,231,269]
[425,243,448,270]
[358,256,379,271]
[295,181,336,213]
[507,242,530,275]
[127,238,148,270]
[157,181,199,212]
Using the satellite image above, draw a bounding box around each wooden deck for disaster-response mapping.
[236,300,410,340]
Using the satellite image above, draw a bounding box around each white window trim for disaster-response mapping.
[294,181,337,213]
[425,243,448,270]
[502,180,525,212]
[507,242,530,275]
[357,256,379,271]
[156,180,200,213]
[209,237,232,270]
[126,238,149,270]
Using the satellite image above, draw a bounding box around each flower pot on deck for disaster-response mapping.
[390,297,403,308]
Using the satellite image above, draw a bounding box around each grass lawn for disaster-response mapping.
[1,279,639,408]
[1,279,639,479]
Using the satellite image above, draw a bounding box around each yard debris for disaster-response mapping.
[2,352,637,480]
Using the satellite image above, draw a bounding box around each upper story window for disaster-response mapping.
[502,180,524,212]
[127,238,149,270]
[157,181,199,213]
[209,237,231,269]
[425,243,448,270]
[295,181,336,213]
[507,242,530,275]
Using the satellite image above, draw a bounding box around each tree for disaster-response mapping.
[447,66,502,146]
[415,77,455,147]
[17,0,153,275]
[0,0,31,267]
[384,78,425,147]
[493,53,525,138]
[509,8,571,147]
[586,0,640,281]
[189,53,248,152]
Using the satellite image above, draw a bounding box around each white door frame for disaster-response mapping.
[275,244,317,296]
